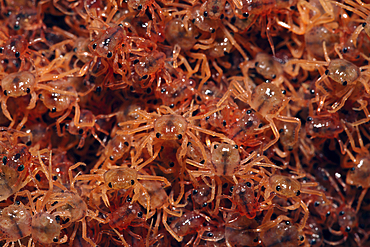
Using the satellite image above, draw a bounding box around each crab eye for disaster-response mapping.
[17,164,24,171]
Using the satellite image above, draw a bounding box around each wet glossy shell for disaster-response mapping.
[260,221,299,247]
[250,83,285,116]
[105,135,132,161]
[89,25,126,59]
[207,33,233,58]
[170,211,205,236]
[73,37,90,63]
[192,184,212,205]
[187,140,208,163]
[228,110,262,144]
[67,109,95,135]
[165,19,199,51]
[116,103,143,125]
[232,179,258,219]
[51,192,87,222]
[108,202,142,230]
[0,204,32,241]
[155,76,196,106]
[254,53,283,80]
[134,50,166,78]
[202,227,225,241]
[20,123,50,148]
[305,114,343,138]
[277,121,299,149]
[198,81,223,102]
[200,104,229,129]
[138,180,168,209]
[190,5,219,33]
[31,213,61,244]
[201,0,226,19]
[154,114,188,140]
[338,207,357,231]
[127,0,147,11]
[1,35,28,59]
[211,143,240,176]
[305,220,323,247]
[327,59,360,85]
[233,12,256,31]
[6,144,31,171]
[39,80,77,112]
[310,195,334,224]
[269,175,301,198]
[7,8,38,31]
[104,167,138,190]
[158,140,181,167]
[346,154,370,188]
[132,15,165,43]
[305,25,339,58]
[0,165,25,201]
[225,215,259,246]
[2,71,35,97]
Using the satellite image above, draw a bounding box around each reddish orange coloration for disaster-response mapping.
[0,0,369,246]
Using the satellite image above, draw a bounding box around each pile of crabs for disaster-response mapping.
[1,0,370,246]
